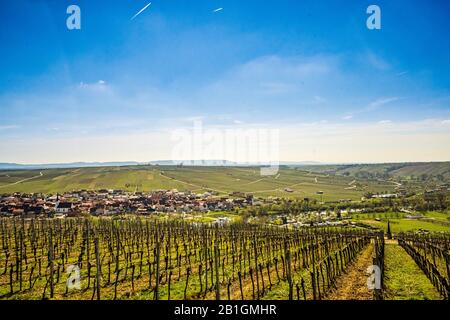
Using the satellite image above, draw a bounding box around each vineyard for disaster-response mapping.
[0,217,383,300]
[397,232,450,299]
[0,217,448,300]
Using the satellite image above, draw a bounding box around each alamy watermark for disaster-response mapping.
[65,4,380,31]
[66,5,81,30]
[171,120,280,176]
[367,265,382,290]
[367,5,381,30]
[66,264,81,290]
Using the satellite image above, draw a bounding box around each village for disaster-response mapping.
[0,184,447,232]
[0,189,255,218]
[0,188,388,231]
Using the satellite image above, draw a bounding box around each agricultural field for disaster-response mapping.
[0,165,448,301]
[397,233,449,299]
[0,166,397,201]
[384,243,442,300]
[351,213,450,234]
[300,162,450,180]
[359,219,450,233]
[0,217,376,300]
[0,217,448,301]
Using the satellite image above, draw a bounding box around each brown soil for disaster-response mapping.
[325,244,374,300]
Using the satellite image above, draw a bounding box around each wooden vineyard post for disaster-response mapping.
[266,262,272,289]
[204,237,208,297]
[94,237,102,300]
[311,271,316,300]
[274,258,280,283]
[113,228,121,300]
[446,252,450,284]
[249,268,255,300]
[259,264,265,296]
[131,264,136,293]
[86,221,91,290]
[9,263,14,294]
[301,277,307,300]
[214,226,221,300]
[238,271,244,300]
[253,236,260,299]
[372,232,385,300]
[198,264,203,296]
[222,257,226,283]
[154,233,161,300]
[184,267,190,300]
[48,227,54,298]
[29,265,35,290]
[320,265,326,294]
[107,260,111,285]
[168,270,172,300]
[19,228,23,291]
[316,267,322,300]
[210,260,214,292]
[285,240,293,300]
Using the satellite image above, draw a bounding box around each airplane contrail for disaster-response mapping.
[131,2,152,20]
[213,7,223,13]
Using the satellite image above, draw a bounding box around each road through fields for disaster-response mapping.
[0,172,43,189]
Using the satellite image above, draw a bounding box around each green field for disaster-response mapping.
[358,218,450,233]
[301,162,450,181]
[384,243,441,300]
[0,166,397,201]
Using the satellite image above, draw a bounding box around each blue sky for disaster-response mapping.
[0,0,449,163]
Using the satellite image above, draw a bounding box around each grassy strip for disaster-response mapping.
[384,243,441,300]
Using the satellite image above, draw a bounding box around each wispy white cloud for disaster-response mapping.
[236,55,333,79]
[1,119,449,163]
[313,95,326,103]
[0,125,19,131]
[367,97,400,111]
[278,118,450,162]
[365,51,390,71]
[259,82,296,95]
[78,80,109,91]
[343,97,400,120]
[178,116,206,123]
[200,54,337,105]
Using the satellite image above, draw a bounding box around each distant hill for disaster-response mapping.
[0,165,397,200]
[0,160,242,170]
[149,160,239,166]
[0,162,140,170]
[300,162,450,181]
[1,161,448,182]
[0,160,321,170]
[150,160,322,166]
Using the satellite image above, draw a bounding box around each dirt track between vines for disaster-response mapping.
[325,244,374,300]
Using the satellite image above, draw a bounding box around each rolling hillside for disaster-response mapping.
[300,162,450,180]
[0,166,398,201]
